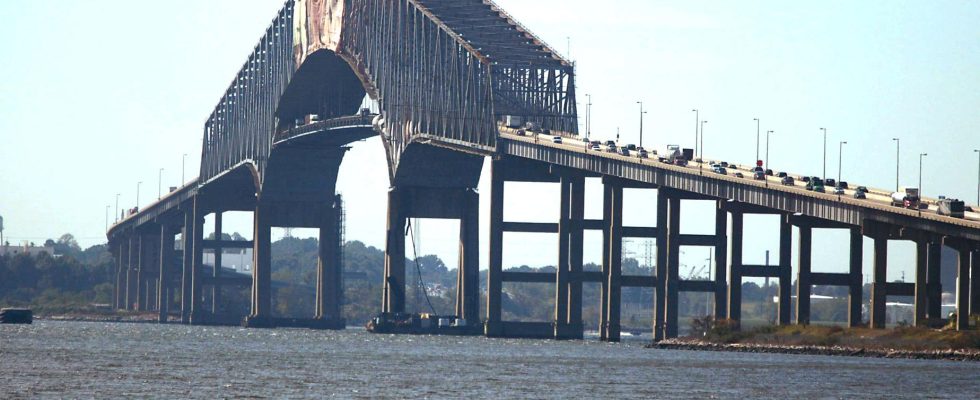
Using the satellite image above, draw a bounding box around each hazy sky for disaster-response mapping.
[2,1,978,283]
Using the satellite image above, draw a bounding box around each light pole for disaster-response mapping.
[636,101,647,148]
[754,118,760,163]
[820,127,827,178]
[700,120,707,160]
[692,109,699,155]
[974,149,979,206]
[585,94,592,140]
[892,138,900,192]
[918,153,927,214]
[158,168,164,200]
[838,141,847,184]
[115,193,120,222]
[766,130,774,187]
[182,153,188,185]
[105,205,110,231]
[136,181,142,211]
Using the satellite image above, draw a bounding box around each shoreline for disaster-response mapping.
[648,339,980,362]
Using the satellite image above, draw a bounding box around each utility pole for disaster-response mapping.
[838,141,847,184]
[136,181,142,211]
[115,193,120,222]
[585,94,592,140]
[692,109,699,155]
[918,153,927,215]
[974,149,979,207]
[105,205,110,231]
[754,118,760,163]
[765,250,771,323]
[182,153,188,185]
[765,130,774,187]
[158,168,164,200]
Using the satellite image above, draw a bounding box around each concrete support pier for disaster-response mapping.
[158,224,175,323]
[244,204,273,327]
[601,179,624,341]
[315,196,344,328]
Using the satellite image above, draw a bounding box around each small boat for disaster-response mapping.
[0,308,33,324]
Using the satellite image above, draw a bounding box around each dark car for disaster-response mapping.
[777,171,788,178]
[734,172,744,178]
[626,144,637,151]
[853,190,867,199]
[714,167,728,175]
[837,181,849,189]
[856,186,868,193]
[825,178,836,188]
[638,149,649,158]
[619,147,631,156]
[800,176,811,183]
[753,171,766,180]
[765,169,774,176]
[516,129,527,136]
[720,161,729,168]
[781,176,795,186]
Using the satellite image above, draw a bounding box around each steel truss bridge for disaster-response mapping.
[107,0,980,340]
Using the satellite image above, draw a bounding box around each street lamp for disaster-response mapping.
[754,118,760,163]
[700,120,707,160]
[636,101,647,148]
[918,153,927,215]
[974,149,979,206]
[692,109,699,155]
[585,94,592,140]
[136,181,142,211]
[115,193,120,222]
[182,153,188,185]
[158,168,164,200]
[820,127,827,178]
[892,138,900,192]
[838,141,847,183]
[105,205,110,231]
[766,130,774,187]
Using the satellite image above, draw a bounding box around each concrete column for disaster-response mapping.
[250,205,272,321]
[777,218,792,325]
[383,189,406,315]
[180,209,193,324]
[870,237,888,329]
[568,177,585,330]
[137,234,151,312]
[653,189,668,341]
[955,249,970,330]
[914,241,928,326]
[554,178,571,333]
[158,224,175,323]
[485,161,504,335]
[926,242,942,321]
[115,241,127,310]
[599,183,612,341]
[189,199,205,324]
[796,225,812,325]
[847,228,863,327]
[316,198,342,322]
[971,250,979,317]
[211,212,223,314]
[713,202,728,319]
[603,181,623,341]
[457,190,480,324]
[663,195,681,339]
[126,235,138,311]
[727,211,743,323]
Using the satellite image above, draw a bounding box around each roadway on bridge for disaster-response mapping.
[500,128,980,225]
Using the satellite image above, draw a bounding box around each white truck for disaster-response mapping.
[891,187,920,209]
[660,145,692,166]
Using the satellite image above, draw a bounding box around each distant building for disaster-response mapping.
[0,242,55,257]
[202,248,253,273]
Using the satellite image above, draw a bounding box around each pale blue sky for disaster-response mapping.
[1,1,978,283]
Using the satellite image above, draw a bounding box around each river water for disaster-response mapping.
[0,321,977,399]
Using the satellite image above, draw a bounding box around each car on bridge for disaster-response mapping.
[777,171,788,178]
[605,141,617,152]
[552,136,562,144]
[838,181,849,189]
[833,187,845,195]
[853,187,868,199]
[734,172,744,178]
[589,141,601,151]
[753,170,765,180]
[638,148,649,158]
[825,178,837,188]
[712,166,727,175]
[619,147,631,156]
[806,177,826,192]
[781,176,795,186]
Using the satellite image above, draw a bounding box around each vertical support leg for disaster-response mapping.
[554,178,571,336]
[250,205,273,323]
[971,250,979,317]
[914,241,928,326]
[713,202,728,319]
[135,234,146,311]
[599,183,612,341]
[870,237,888,329]
[458,190,480,325]
[568,177,585,333]
[115,241,127,310]
[485,162,504,336]
[180,209,193,324]
[316,199,340,321]
[212,212,223,315]
[955,249,970,330]
[383,189,406,315]
[926,242,942,322]
[604,181,623,341]
[127,235,138,311]
[796,225,812,325]
[727,211,743,323]
[664,195,680,339]
[777,217,792,325]
[847,228,864,327]
[189,198,205,324]
[158,224,175,323]
[653,189,668,341]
